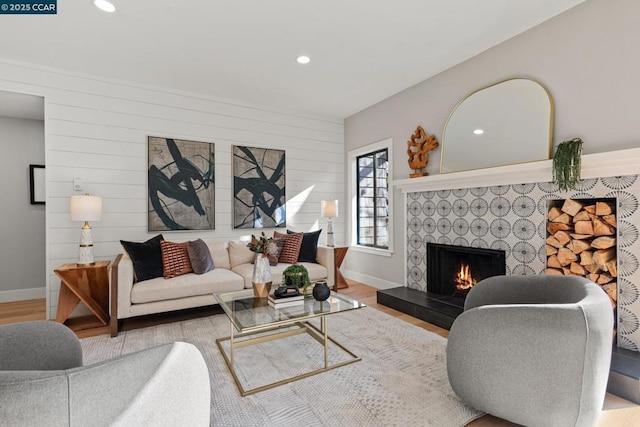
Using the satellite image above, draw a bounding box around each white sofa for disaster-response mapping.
[110,240,334,336]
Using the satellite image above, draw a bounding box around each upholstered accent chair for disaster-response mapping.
[447,275,613,427]
[0,321,210,426]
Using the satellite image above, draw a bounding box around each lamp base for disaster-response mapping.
[326,219,335,247]
[77,225,95,265]
[77,245,95,266]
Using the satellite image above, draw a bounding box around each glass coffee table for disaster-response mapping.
[214,289,366,396]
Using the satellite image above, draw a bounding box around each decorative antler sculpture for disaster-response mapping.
[407,126,439,178]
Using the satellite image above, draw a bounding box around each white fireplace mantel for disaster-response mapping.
[394,148,640,193]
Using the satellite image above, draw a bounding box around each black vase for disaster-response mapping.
[312,280,331,301]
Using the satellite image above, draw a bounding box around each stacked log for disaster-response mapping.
[546,199,617,309]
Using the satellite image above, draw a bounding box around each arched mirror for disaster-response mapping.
[440,78,553,174]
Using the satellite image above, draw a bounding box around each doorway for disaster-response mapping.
[0,90,46,323]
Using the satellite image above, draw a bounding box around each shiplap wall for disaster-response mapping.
[0,59,345,319]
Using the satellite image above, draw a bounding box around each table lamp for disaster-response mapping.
[321,199,338,247]
[70,194,102,265]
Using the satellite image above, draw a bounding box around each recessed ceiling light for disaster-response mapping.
[296,56,311,64]
[473,129,484,135]
[94,0,116,13]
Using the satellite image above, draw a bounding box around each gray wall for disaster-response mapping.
[344,0,640,287]
[0,116,45,299]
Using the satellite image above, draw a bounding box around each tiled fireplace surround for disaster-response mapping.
[395,148,640,352]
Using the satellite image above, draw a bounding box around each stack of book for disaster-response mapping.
[268,294,304,308]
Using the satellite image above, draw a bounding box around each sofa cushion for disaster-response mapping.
[232,261,328,289]
[160,240,194,279]
[120,234,164,282]
[187,239,215,274]
[287,229,321,263]
[228,240,254,268]
[207,242,230,270]
[130,269,244,304]
[274,231,303,264]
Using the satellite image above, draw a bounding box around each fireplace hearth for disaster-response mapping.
[377,243,506,329]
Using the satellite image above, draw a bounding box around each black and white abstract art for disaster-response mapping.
[148,136,215,231]
[233,146,286,229]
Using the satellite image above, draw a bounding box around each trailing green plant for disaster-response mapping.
[282,264,311,289]
[553,138,583,191]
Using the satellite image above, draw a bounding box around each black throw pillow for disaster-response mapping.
[120,234,164,282]
[287,229,322,263]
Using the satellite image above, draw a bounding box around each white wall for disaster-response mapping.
[0,59,344,318]
[344,0,640,288]
[0,116,45,301]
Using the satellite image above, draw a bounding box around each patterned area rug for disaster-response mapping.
[81,307,483,426]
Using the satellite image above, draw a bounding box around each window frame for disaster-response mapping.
[348,138,394,257]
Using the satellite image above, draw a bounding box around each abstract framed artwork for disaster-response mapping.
[148,136,215,231]
[29,164,45,205]
[233,145,286,229]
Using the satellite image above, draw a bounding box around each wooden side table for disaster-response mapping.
[330,246,349,292]
[55,261,110,331]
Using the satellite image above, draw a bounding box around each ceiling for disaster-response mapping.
[0,0,585,119]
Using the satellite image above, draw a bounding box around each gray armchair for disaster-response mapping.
[446,275,613,427]
[0,321,210,426]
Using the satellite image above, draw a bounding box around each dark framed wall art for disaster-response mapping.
[29,164,45,205]
[232,145,286,229]
[148,136,215,231]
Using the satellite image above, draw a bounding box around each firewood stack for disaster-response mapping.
[545,199,617,309]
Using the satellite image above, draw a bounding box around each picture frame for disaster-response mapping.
[29,164,45,205]
[232,145,286,229]
[147,136,215,231]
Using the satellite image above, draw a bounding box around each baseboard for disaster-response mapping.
[0,287,46,303]
[342,269,401,290]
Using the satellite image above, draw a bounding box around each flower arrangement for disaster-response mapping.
[247,232,280,258]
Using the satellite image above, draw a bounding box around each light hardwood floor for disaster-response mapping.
[1,281,639,426]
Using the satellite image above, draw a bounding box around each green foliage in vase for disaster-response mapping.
[282,264,311,289]
[553,138,583,191]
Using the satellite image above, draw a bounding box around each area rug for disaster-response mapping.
[81,307,484,426]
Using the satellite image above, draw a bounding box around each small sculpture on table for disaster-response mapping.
[407,125,439,178]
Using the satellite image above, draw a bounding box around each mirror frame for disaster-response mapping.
[440,78,554,174]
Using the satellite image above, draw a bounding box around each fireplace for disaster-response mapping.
[426,243,506,308]
[377,243,506,329]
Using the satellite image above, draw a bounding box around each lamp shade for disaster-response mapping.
[70,195,102,222]
[321,199,338,218]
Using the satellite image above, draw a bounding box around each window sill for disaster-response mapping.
[349,245,393,258]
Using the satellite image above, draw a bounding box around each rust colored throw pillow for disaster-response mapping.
[274,231,303,264]
[160,240,194,279]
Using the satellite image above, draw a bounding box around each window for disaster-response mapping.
[357,148,389,248]
[345,136,394,255]
[348,138,393,255]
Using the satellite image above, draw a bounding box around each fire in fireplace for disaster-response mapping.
[454,263,478,295]
[427,243,506,307]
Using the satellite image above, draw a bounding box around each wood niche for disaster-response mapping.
[545,198,617,309]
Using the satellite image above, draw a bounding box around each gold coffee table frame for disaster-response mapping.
[214,290,365,396]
